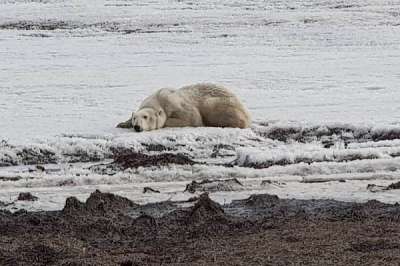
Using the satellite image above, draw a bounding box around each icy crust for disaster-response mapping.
[2,123,400,210]
[0,127,269,167]
[0,123,400,189]
[234,146,400,168]
[2,123,400,168]
[0,137,112,167]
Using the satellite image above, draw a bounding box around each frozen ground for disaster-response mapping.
[1,0,400,211]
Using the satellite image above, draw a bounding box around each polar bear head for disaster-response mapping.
[131,107,166,132]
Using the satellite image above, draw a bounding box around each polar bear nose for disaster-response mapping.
[134,125,142,132]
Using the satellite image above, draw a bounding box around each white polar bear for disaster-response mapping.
[117,83,251,132]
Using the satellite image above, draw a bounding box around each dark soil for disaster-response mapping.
[114,152,194,169]
[1,190,400,265]
[184,178,243,193]
[90,148,196,174]
[113,150,195,169]
[17,192,38,202]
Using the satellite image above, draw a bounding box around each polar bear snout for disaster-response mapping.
[133,125,142,132]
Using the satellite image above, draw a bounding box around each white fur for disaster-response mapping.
[118,83,251,131]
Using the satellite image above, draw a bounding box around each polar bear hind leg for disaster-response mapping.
[201,97,251,128]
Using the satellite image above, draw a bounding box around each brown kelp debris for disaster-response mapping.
[210,144,235,158]
[113,150,195,169]
[184,178,243,193]
[260,179,286,187]
[90,148,196,174]
[143,187,161,193]
[2,191,400,265]
[17,192,38,202]
[367,181,400,193]
[255,124,400,143]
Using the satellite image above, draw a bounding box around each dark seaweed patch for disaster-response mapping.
[142,187,160,194]
[367,181,400,193]
[113,150,195,170]
[16,147,58,165]
[254,124,400,143]
[331,4,357,9]
[0,20,190,35]
[17,192,38,202]
[0,20,78,30]
[2,191,400,264]
[184,178,243,193]
[90,148,196,174]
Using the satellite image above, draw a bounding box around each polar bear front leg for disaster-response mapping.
[116,118,133,128]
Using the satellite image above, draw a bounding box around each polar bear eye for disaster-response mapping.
[143,115,148,119]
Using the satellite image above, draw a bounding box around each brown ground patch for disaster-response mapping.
[1,191,400,265]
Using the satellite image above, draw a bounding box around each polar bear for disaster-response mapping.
[117,83,251,132]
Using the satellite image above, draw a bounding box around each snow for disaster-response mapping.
[235,145,400,166]
[1,0,400,211]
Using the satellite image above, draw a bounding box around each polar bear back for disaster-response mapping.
[179,83,235,99]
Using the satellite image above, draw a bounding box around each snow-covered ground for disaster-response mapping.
[1,0,400,211]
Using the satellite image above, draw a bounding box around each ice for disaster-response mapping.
[1,0,400,210]
[2,123,400,211]
[234,145,400,168]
